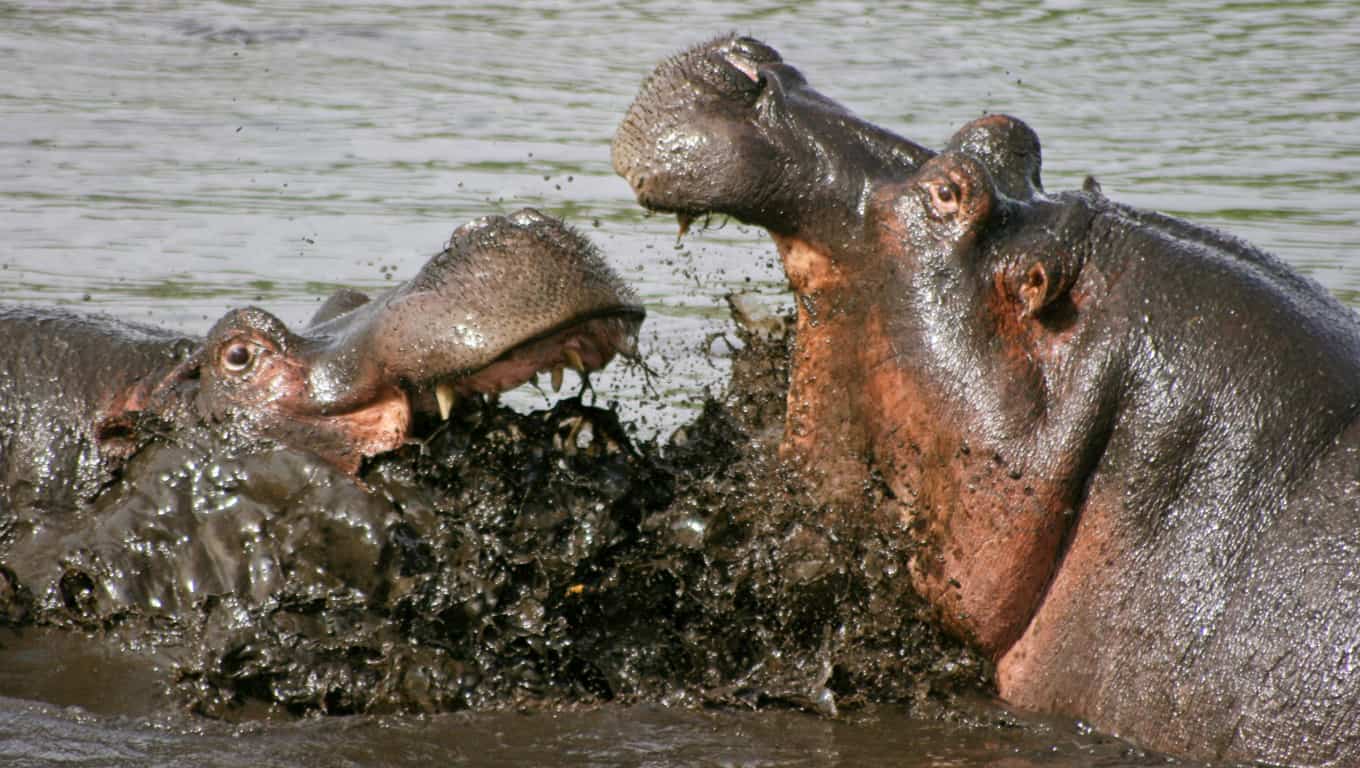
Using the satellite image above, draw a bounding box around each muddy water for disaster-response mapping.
[0,694,1167,767]
[1,1,1356,765]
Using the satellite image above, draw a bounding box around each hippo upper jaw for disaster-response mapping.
[301,209,645,425]
[433,308,643,409]
[613,35,933,248]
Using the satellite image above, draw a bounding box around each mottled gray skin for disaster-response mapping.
[0,310,196,520]
[615,36,1360,766]
[0,210,643,520]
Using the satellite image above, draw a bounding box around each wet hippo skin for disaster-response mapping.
[614,35,1360,766]
[0,209,643,516]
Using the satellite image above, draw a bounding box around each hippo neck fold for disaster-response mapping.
[772,235,874,496]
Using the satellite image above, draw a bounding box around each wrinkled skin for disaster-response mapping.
[615,36,1360,766]
[0,209,643,518]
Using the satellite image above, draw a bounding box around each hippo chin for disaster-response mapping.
[1,209,643,514]
[616,36,1360,766]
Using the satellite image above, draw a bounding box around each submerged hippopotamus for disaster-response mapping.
[614,37,1360,766]
[0,209,643,515]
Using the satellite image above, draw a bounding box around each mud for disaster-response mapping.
[0,304,986,723]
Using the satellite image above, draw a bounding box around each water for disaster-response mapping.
[1,1,1356,764]
[0,694,1167,768]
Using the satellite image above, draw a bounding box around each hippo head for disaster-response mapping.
[615,38,1055,493]
[127,210,644,473]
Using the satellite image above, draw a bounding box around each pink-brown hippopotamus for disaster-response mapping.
[614,36,1360,766]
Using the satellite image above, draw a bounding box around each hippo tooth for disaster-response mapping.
[564,348,586,373]
[617,331,640,359]
[435,380,457,420]
[677,213,693,240]
[551,365,564,392]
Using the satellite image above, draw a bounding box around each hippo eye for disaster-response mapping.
[930,182,961,215]
[221,342,256,373]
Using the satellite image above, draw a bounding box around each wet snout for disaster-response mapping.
[305,209,645,423]
[612,36,784,223]
[613,36,934,241]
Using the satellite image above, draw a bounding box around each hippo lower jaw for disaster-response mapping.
[274,384,413,474]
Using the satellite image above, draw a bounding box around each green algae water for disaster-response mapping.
[1,1,1356,765]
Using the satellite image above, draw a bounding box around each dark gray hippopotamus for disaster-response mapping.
[0,209,643,516]
[614,36,1360,766]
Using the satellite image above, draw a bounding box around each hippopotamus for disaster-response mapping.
[613,36,1360,766]
[1,209,643,516]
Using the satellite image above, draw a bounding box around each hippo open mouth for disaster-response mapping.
[132,209,644,473]
[424,306,641,417]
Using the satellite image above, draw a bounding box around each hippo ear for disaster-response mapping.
[1012,251,1080,319]
[94,412,143,461]
[92,347,205,460]
[309,288,371,327]
[1018,262,1055,317]
[943,114,1044,200]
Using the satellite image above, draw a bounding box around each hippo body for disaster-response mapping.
[615,37,1360,765]
[0,210,643,518]
[0,308,195,516]
[875,166,1360,763]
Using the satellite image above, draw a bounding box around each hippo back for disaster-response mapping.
[0,306,192,525]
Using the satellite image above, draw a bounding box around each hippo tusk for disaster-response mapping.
[677,212,693,241]
[564,348,586,373]
[435,380,457,420]
[551,365,565,392]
